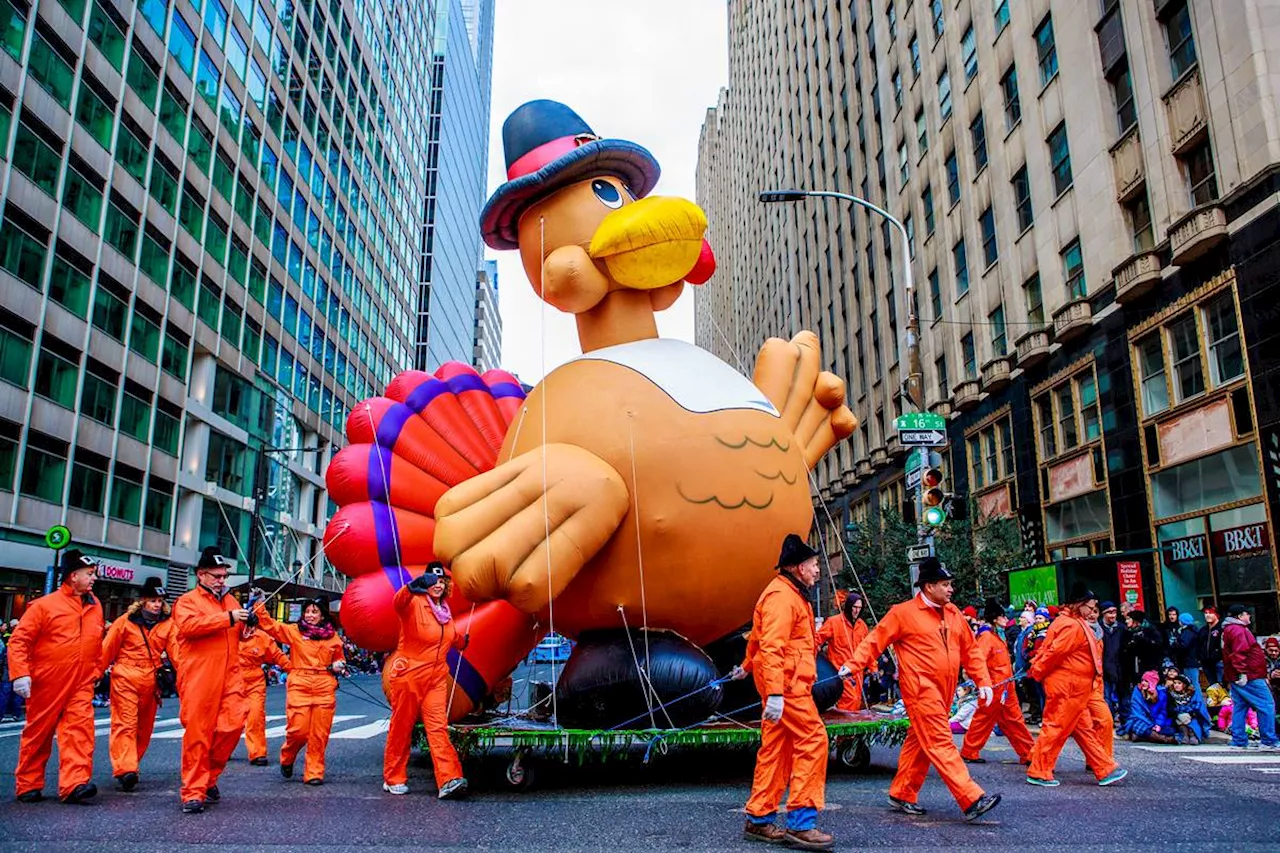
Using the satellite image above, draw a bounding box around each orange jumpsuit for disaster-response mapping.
[382,585,466,789]
[254,604,344,783]
[960,627,1034,763]
[817,614,869,711]
[742,576,827,823]
[99,612,177,778]
[849,594,991,810]
[7,584,104,798]
[173,585,247,803]
[1027,615,1117,782]
[237,629,289,762]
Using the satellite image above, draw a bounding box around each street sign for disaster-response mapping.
[895,412,946,431]
[899,429,948,446]
[906,468,922,491]
[907,543,934,562]
[45,524,71,550]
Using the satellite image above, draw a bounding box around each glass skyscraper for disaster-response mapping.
[415,0,495,371]
[0,0,435,621]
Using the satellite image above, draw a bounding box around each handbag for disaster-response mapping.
[140,625,178,699]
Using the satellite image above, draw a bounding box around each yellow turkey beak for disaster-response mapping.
[587,196,707,290]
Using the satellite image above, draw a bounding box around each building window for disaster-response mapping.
[80,361,117,426]
[938,68,952,120]
[144,477,175,532]
[1035,16,1058,85]
[990,305,1007,356]
[1012,166,1033,232]
[931,0,945,37]
[909,34,921,78]
[1203,292,1243,386]
[994,0,1010,34]
[1137,334,1170,416]
[20,434,66,503]
[1048,123,1073,195]
[1165,0,1197,79]
[915,109,928,154]
[0,313,32,388]
[980,206,998,267]
[12,118,63,197]
[1037,396,1057,458]
[1110,61,1137,134]
[0,214,48,290]
[968,417,1015,490]
[1024,274,1044,327]
[892,69,903,110]
[1057,386,1080,449]
[109,466,144,525]
[1183,139,1218,206]
[905,214,915,257]
[898,141,909,184]
[929,268,943,320]
[1126,191,1155,253]
[1168,313,1205,402]
[962,332,977,379]
[961,24,977,81]
[1062,239,1085,299]
[953,237,970,296]
[1001,65,1021,130]
[945,150,960,205]
[970,112,988,171]
[936,354,950,399]
[1079,373,1102,441]
[922,184,935,235]
[887,1,898,41]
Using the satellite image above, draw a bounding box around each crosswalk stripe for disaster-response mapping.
[150,715,292,740]
[329,718,390,739]
[1182,755,1280,765]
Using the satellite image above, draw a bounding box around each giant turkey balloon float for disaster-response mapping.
[324,100,857,727]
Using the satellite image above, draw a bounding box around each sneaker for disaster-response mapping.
[1026,776,1059,787]
[438,777,468,800]
[118,772,139,792]
[783,828,835,851]
[887,795,926,816]
[250,757,269,766]
[962,793,1001,822]
[1098,768,1128,787]
[280,762,294,779]
[15,790,44,804]
[61,783,97,805]
[962,756,987,764]
[1259,743,1280,752]
[305,778,324,787]
[383,782,409,795]
[182,800,205,815]
[205,785,220,803]
[742,820,786,844]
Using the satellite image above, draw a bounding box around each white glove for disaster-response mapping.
[1236,674,1248,686]
[728,665,748,681]
[763,694,785,722]
[13,676,31,699]
[814,617,825,630]
[978,686,994,707]
[331,660,347,675]
[838,664,853,679]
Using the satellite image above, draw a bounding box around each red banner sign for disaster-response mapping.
[1117,561,1144,610]
[1211,523,1270,557]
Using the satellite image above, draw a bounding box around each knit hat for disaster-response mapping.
[1178,612,1196,626]
[1034,607,1051,620]
[1227,603,1249,618]
[962,605,977,619]
[1100,601,1117,612]
[60,549,97,582]
[1140,671,1159,692]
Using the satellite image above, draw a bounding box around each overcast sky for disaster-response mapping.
[487,0,729,383]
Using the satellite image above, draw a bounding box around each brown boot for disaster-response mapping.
[784,828,835,851]
[742,820,787,844]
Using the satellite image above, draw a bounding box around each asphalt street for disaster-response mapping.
[1,675,1278,852]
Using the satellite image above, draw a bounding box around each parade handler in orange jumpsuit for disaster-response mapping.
[252,596,346,785]
[237,622,289,766]
[1026,584,1128,788]
[731,534,834,851]
[173,547,250,814]
[817,591,869,712]
[9,549,103,804]
[381,562,469,800]
[844,558,1002,821]
[961,598,1035,765]
[100,577,176,791]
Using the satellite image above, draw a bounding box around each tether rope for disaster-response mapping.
[538,215,565,760]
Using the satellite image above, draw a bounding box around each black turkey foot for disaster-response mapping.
[553,629,723,729]
[703,626,844,720]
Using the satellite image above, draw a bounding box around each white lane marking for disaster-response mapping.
[149,714,291,740]
[1182,755,1280,764]
[329,718,390,739]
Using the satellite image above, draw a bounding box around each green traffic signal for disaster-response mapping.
[923,505,947,526]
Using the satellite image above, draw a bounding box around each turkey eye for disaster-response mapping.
[592,179,624,209]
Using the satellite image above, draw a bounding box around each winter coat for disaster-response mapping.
[1222,619,1268,682]
[1120,624,1163,685]
[1121,685,1172,738]
[1174,625,1202,670]
[1101,621,1124,683]
[1169,686,1212,743]
[1199,623,1224,668]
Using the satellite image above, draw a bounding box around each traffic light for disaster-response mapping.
[921,451,947,526]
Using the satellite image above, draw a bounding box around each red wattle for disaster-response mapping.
[685,239,716,285]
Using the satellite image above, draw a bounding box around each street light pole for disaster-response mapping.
[246,441,328,590]
[759,189,922,413]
